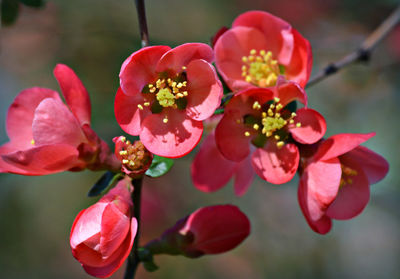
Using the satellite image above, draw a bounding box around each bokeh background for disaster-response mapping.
[1,0,400,278]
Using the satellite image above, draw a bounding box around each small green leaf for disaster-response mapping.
[279,64,286,75]
[145,155,174,178]
[87,171,123,197]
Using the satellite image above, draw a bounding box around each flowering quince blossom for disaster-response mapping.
[214,10,312,91]
[0,64,119,175]
[191,132,254,196]
[298,133,389,234]
[115,43,223,158]
[113,136,153,178]
[146,205,250,258]
[216,78,326,184]
[70,178,138,278]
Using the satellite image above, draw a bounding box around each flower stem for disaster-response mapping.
[306,4,400,88]
[135,0,149,47]
[124,178,143,279]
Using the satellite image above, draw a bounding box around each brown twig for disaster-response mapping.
[306,5,400,88]
[135,0,149,47]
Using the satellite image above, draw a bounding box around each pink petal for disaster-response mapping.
[114,87,150,136]
[120,46,171,96]
[0,142,33,175]
[32,98,86,147]
[232,11,293,63]
[156,43,214,74]
[70,202,108,249]
[298,178,332,234]
[81,218,137,278]
[301,157,342,221]
[315,133,376,161]
[2,144,80,175]
[214,26,269,91]
[140,109,203,158]
[191,133,237,193]
[215,110,252,162]
[6,87,60,148]
[344,146,389,185]
[186,59,223,121]
[182,205,250,254]
[326,160,370,220]
[233,154,255,196]
[285,29,313,88]
[251,142,299,184]
[275,78,307,106]
[100,203,130,258]
[290,108,326,144]
[53,64,91,125]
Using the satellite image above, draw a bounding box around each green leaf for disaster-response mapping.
[145,155,174,178]
[1,0,19,26]
[87,171,123,197]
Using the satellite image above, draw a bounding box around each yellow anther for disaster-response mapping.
[150,87,156,93]
[270,104,275,109]
[273,97,280,103]
[248,55,255,61]
[176,93,184,98]
[266,131,272,137]
[182,81,187,86]
[129,161,135,167]
[262,112,267,118]
[177,83,183,88]
[121,136,126,142]
[275,113,281,118]
[244,131,251,137]
[268,109,274,116]
[260,50,266,56]
[236,119,241,124]
[119,150,128,155]
[163,117,169,124]
[183,91,188,96]
[289,119,294,124]
[274,135,280,140]
[252,101,261,110]
[253,124,259,130]
[122,159,129,164]
[137,104,144,110]
[276,141,285,148]
[296,123,301,128]
[148,84,153,88]
[182,66,187,70]
[276,104,283,111]
[126,140,131,145]
[245,76,252,82]
[242,56,248,63]
[242,65,247,71]
[144,102,150,106]
[250,49,257,55]
[30,139,35,145]
[291,112,297,117]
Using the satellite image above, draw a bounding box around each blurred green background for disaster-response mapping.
[1,0,399,278]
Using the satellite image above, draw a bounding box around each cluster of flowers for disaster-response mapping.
[0,10,389,278]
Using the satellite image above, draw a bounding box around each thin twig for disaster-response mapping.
[123,178,143,279]
[306,5,400,88]
[135,0,150,47]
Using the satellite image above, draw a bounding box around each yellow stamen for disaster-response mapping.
[30,139,35,145]
[137,104,144,110]
[163,117,169,124]
[276,141,285,148]
[244,131,251,137]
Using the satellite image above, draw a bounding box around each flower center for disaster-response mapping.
[339,165,358,188]
[118,137,152,172]
[241,97,301,148]
[241,49,281,87]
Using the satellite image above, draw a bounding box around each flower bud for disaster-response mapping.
[70,178,137,278]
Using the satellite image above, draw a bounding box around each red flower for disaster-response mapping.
[214,10,312,91]
[298,133,389,234]
[0,64,119,175]
[191,132,254,196]
[146,205,250,258]
[70,178,137,278]
[115,43,223,158]
[215,79,326,184]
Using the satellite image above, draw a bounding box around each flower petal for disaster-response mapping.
[120,46,171,96]
[32,98,86,147]
[344,146,389,185]
[114,87,150,136]
[215,110,252,162]
[233,154,254,196]
[140,109,203,158]
[53,64,91,125]
[315,133,376,161]
[191,133,237,193]
[1,144,80,175]
[326,160,370,220]
[251,142,299,184]
[275,78,307,106]
[186,59,223,121]
[6,87,61,148]
[290,108,326,144]
[156,43,214,74]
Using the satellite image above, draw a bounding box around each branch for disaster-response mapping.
[306,5,400,88]
[123,178,143,279]
[135,0,150,47]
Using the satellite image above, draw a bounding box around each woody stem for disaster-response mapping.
[135,0,149,47]
[306,4,400,88]
[123,178,143,279]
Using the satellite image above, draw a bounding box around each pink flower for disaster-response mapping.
[298,133,389,234]
[70,178,137,278]
[214,10,312,91]
[215,79,326,184]
[146,205,250,258]
[0,64,119,175]
[115,43,223,158]
[191,132,254,196]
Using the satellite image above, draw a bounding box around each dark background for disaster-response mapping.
[1,0,399,278]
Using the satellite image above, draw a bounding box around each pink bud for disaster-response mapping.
[70,179,137,278]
